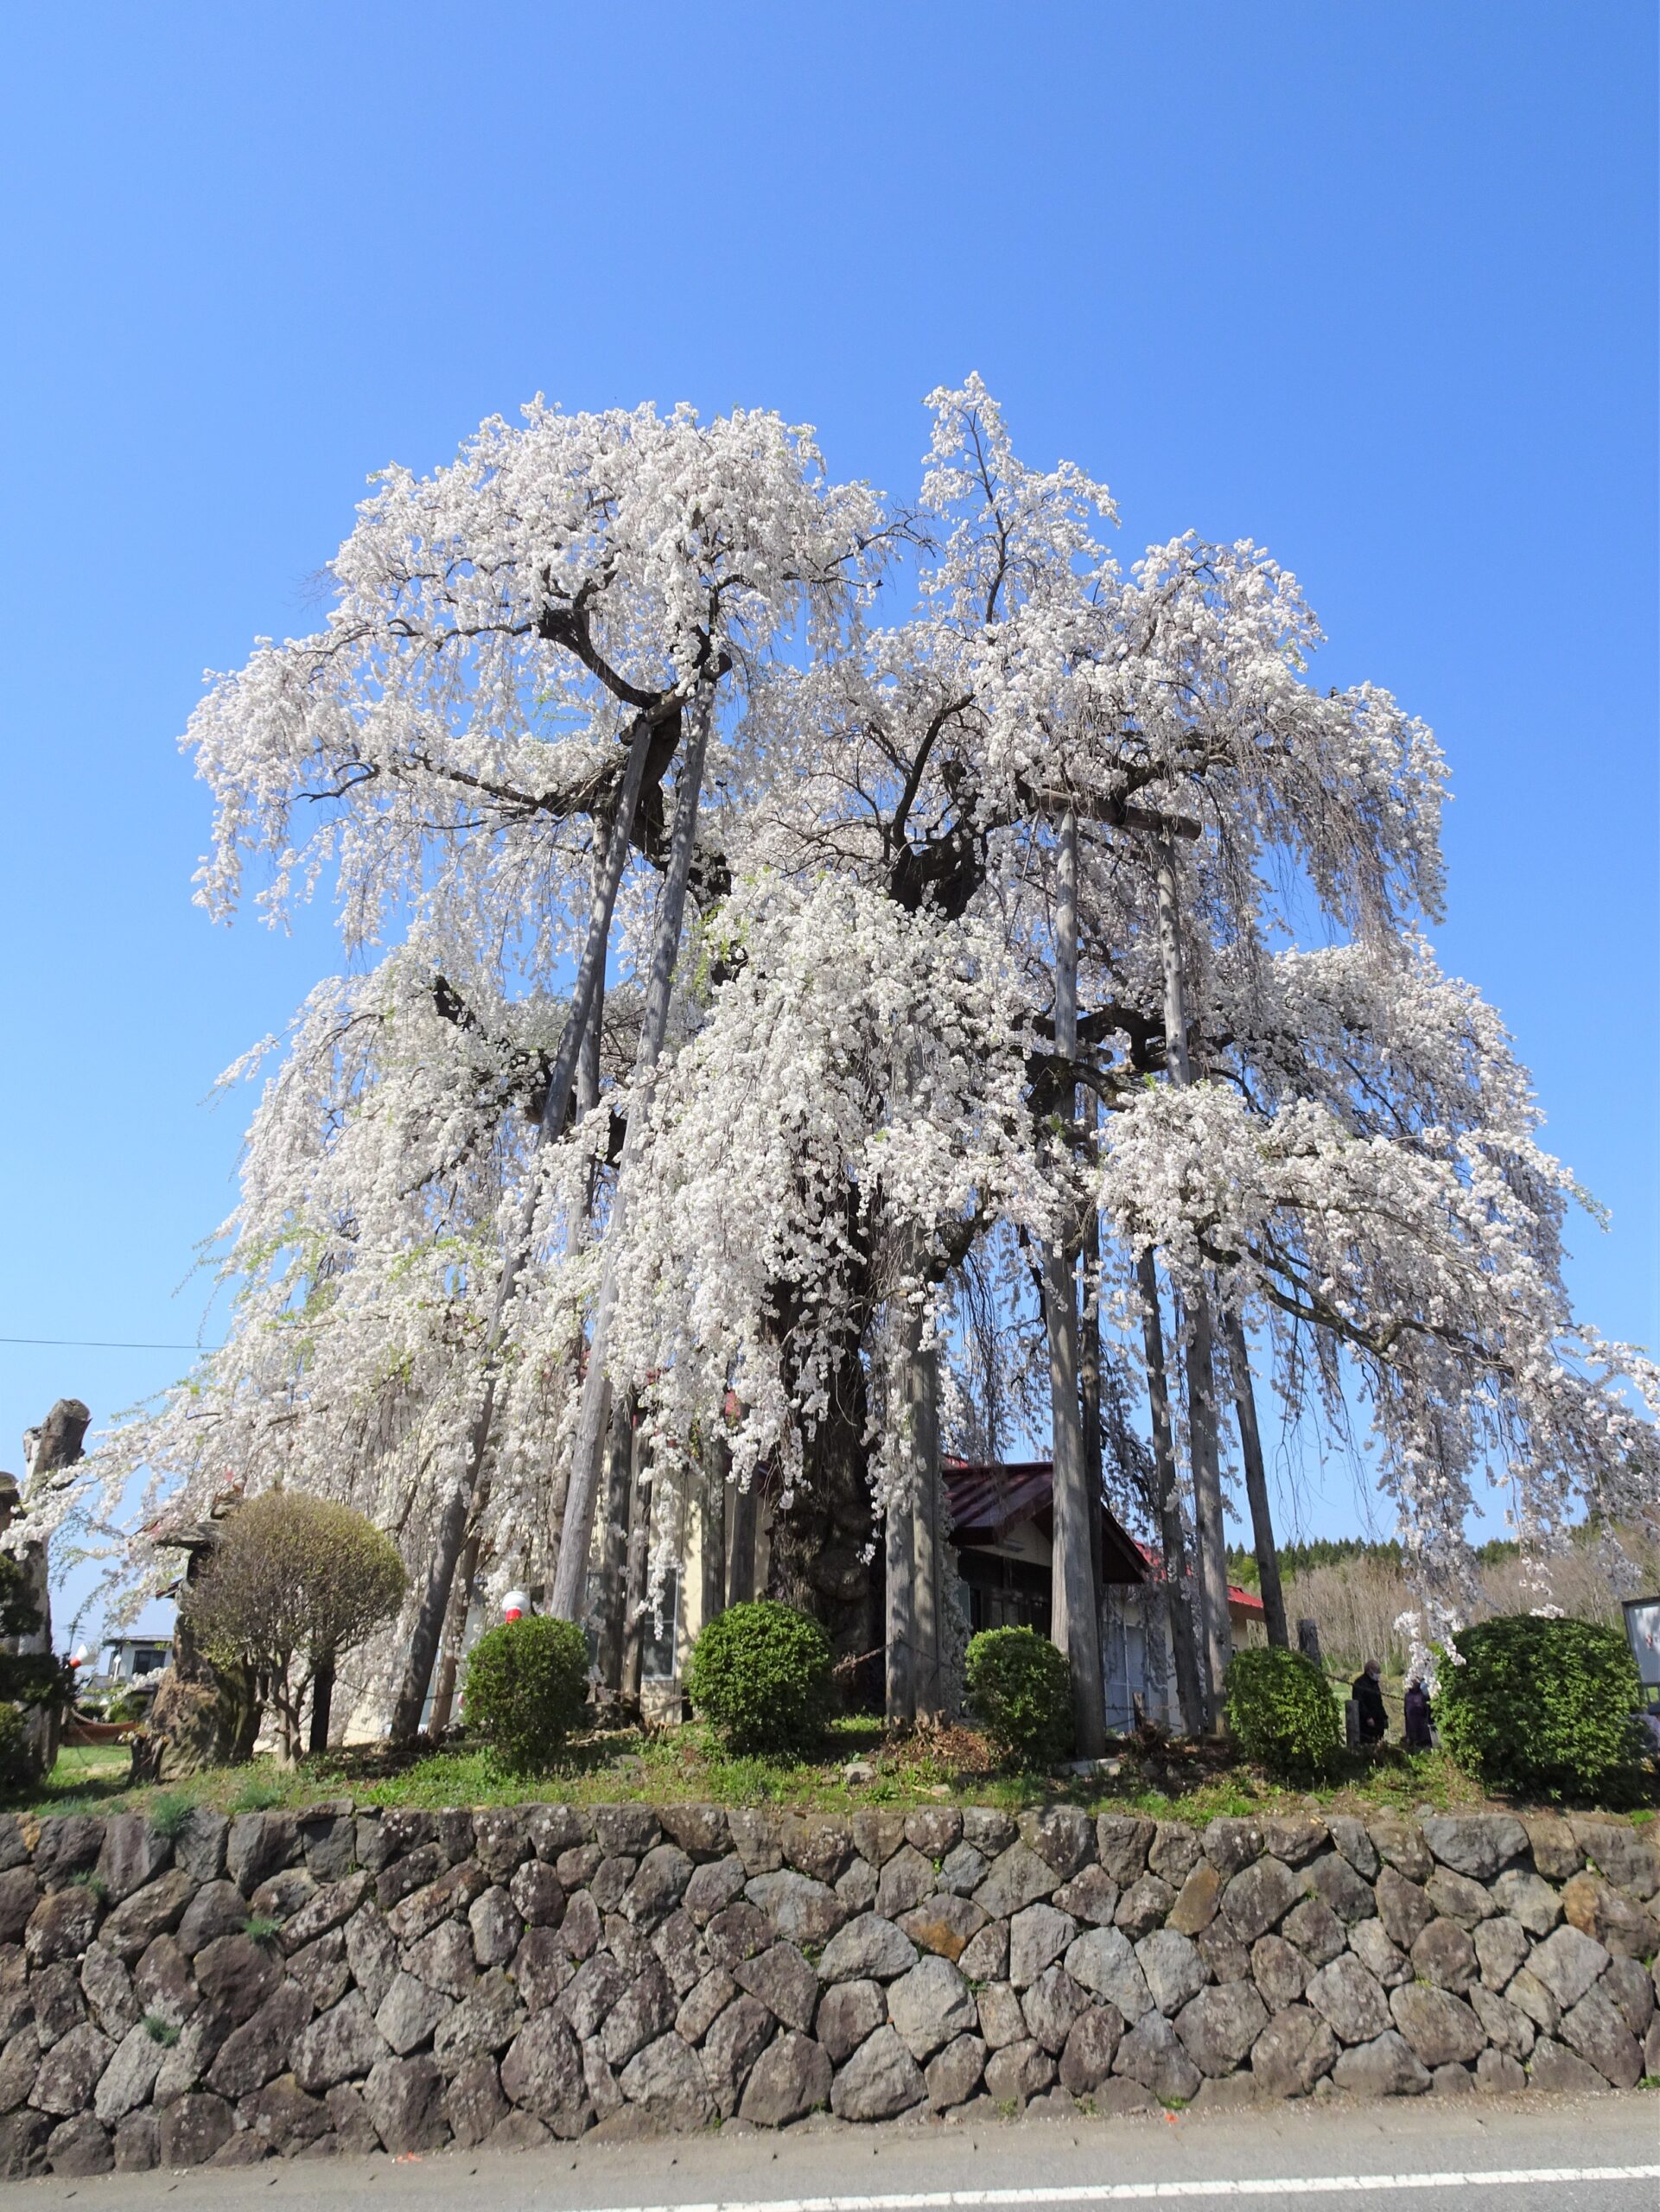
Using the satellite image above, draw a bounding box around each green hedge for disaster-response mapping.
[964,1626,1074,1767]
[462,1614,589,1773]
[1224,1644,1340,1780]
[1435,1615,1650,1803]
[684,1600,832,1755]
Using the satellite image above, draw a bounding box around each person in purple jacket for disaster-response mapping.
[1403,1674,1434,1749]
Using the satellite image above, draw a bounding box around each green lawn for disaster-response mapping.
[12,1712,1652,1829]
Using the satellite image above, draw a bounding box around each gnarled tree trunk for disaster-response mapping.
[550,694,712,1625]
[391,707,661,1740]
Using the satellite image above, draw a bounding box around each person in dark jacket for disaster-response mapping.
[1403,1675,1433,1750]
[1352,1657,1389,1744]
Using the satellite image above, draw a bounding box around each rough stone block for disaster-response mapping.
[821,1911,916,1984]
[1528,2035,1612,2097]
[924,2032,986,2111]
[1009,1903,1076,1989]
[1332,2029,1430,2097]
[1222,1855,1302,1942]
[500,2012,589,2135]
[1305,1955,1391,2044]
[735,1942,820,2032]
[1112,2010,1199,2104]
[1066,1924,1153,2018]
[1058,2002,1122,2094]
[1135,1928,1204,2017]
[619,2032,713,2127]
[96,1818,172,1904]
[45,2111,113,2175]
[1389,1983,1485,2069]
[815,1976,886,2063]
[981,2036,1055,2108]
[1562,1872,1659,1961]
[1174,1982,1268,2076]
[1409,1917,1479,1994]
[1420,1815,1526,1882]
[1094,1815,1154,1885]
[1250,2002,1338,2097]
[1251,1934,1308,2011]
[976,1843,1061,1918]
[1021,1965,1087,2055]
[158,2090,235,2166]
[741,2030,831,2125]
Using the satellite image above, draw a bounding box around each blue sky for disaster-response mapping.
[1,3,1654,1606]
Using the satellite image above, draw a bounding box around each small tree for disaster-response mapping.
[180,1492,406,1759]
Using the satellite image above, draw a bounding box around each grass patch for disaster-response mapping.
[7,1711,1650,1827]
[148,1791,194,1840]
[231,1777,285,1814]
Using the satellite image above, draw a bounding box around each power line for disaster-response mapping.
[0,1337,221,1352]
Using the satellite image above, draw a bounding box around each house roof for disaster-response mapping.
[944,1458,1265,1621]
[944,1459,1148,1586]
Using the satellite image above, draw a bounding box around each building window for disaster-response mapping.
[641,1571,680,1681]
[956,1549,1053,1638]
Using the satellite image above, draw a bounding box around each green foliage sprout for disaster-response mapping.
[964,1626,1074,1768]
[1435,1615,1650,1803]
[1224,1645,1341,1781]
[149,1791,194,1840]
[462,1614,589,1774]
[231,1778,283,1814]
[683,1601,832,1756]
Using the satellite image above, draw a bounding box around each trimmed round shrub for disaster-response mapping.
[1435,1615,1650,1803]
[462,1614,589,1773]
[683,1600,832,1755]
[964,1626,1074,1768]
[1224,1644,1340,1780]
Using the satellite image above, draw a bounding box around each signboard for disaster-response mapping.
[1622,1594,1660,1698]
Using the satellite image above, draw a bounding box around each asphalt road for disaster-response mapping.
[1,2093,1655,2212]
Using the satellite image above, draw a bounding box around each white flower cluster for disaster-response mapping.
[46,381,1654,1716]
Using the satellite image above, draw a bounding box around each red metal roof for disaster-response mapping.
[1133,1537,1265,1618]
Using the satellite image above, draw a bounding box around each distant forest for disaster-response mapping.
[1224,1521,1655,1677]
[1225,1533,1525,1588]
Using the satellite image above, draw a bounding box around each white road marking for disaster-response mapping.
[582,2173,1660,2212]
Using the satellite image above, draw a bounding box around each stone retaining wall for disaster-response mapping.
[0,1798,1654,2177]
